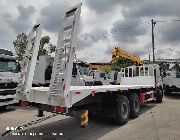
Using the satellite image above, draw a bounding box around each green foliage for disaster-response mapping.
[38,36,50,56]
[13,34,56,61]
[111,57,134,71]
[13,33,28,61]
[102,65,111,73]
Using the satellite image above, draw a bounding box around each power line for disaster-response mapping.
[156,19,180,23]
[81,20,151,42]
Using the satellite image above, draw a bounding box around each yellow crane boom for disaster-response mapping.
[112,47,144,65]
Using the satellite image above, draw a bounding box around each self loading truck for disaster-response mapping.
[16,3,163,126]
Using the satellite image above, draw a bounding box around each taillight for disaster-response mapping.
[51,106,66,113]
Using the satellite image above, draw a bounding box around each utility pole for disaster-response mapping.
[149,54,151,64]
[151,19,156,63]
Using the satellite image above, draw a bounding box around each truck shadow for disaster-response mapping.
[0,107,16,114]
[1,104,156,140]
[139,104,156,115]
[0,105,36,114]
[164,94,180,100]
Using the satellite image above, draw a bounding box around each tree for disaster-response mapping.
[111,57,134,71]
[13,33,28,61]
[102,65,111,73]
[13,34,55,61]
[38,36,50,56]
[49,44,56,53]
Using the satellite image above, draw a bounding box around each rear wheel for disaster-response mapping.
[129,93,140,118]
[156,88,163,103]
[115,95,130,125]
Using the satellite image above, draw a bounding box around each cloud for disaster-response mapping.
[0,24,15,50]
[85,0,120,14]
[0,0,180,61]
[40,1,69,33]
[5,5,35,34]
[111,19,148,44]
[122,0,180,18]
[76,35,93,50]
[76,28,108,50]
[158,23,180,45]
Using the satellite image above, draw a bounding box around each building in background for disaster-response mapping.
[89,63,112,72]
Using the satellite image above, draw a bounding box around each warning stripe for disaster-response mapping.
[80,110,88,127]
[81,111,88,118]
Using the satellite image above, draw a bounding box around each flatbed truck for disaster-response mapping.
[16,3,163,126]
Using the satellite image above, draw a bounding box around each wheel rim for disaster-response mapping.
[121,102,128,118]
[134,99,140,112]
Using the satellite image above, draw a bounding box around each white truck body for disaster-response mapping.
[16,4,163,126]
[163,70,180,94]
[0,49,20,108]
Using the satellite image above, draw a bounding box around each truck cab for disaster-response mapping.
[163,67,180,95]
[0,48,20,110]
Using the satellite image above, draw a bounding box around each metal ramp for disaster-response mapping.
[16,22,42,100]
[48,3,82,107]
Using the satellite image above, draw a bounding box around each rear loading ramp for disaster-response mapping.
[48,3,82,107]
[16,22,42,100]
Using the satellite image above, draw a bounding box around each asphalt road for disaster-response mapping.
[0,95,180,140]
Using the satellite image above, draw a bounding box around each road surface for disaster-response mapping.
[0,95,180,140]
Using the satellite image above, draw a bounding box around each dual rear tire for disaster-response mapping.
[115,94,140,125]
[156,88,163,103]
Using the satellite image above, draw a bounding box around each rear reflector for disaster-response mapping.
[20,100,30,107]
[140,93,147,104]
[51,106,66,113]
[91,91,96,96]
[75,91,81,94]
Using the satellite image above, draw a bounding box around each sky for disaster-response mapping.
[0,0,180,62]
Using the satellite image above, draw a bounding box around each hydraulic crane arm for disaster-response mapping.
[112,47,144,65]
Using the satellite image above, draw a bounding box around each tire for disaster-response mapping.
[164,86,170,96]
[129,93,140,118]
[115,95,130,125]
[156,87,163,103]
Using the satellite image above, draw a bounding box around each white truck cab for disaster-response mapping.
[0,48,20,110]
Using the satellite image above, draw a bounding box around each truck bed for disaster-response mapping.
[27,84,155,107]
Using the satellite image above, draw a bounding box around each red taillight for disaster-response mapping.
[75,91,81,94]
[51,106,66,113]
[20,100,30,106]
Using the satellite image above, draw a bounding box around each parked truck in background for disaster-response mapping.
[33,54,110,86]
[0,48,20,110]
[163,65,180,95]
